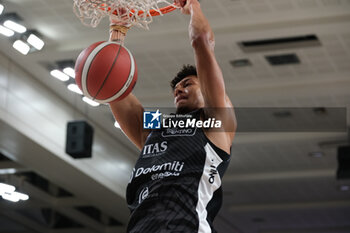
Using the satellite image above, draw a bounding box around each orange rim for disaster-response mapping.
[102,5,177,17]
[135,5,177,16]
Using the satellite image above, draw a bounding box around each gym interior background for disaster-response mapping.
[0,0,350,232]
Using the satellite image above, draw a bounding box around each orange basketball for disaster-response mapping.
[75,41,138,104]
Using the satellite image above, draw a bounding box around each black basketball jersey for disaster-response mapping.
[126,110,231,233]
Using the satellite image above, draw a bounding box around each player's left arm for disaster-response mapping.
[177,0,237,136]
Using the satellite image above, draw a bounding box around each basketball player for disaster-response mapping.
[108,0,236,232]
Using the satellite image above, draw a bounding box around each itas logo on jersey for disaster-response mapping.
[143,109,162,129]
[142,141,167,158]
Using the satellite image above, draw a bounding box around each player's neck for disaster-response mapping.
[176,106,199,114]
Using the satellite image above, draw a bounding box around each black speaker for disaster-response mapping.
[65,121,93,158]
[337,145,350,180]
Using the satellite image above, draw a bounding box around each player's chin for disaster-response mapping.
[175,100,187,109]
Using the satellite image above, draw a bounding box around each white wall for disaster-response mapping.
[0,51,135,223]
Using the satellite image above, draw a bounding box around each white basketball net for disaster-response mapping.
[73,0,175,29]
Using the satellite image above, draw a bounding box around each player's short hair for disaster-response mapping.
[170,65,197,90]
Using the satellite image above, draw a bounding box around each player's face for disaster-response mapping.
[173,75,204,113]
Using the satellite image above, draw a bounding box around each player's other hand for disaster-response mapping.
[174,0,200,15]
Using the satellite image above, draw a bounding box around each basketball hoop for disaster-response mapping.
[73,0,177,29]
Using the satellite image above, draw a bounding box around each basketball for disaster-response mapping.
[75,41,138,104]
